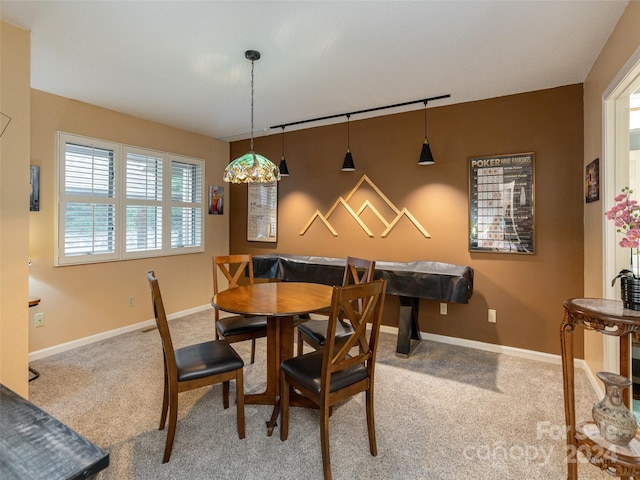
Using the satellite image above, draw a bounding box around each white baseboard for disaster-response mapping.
[28,304,212,362]
[30,312,602,397]
[379,325,602,397]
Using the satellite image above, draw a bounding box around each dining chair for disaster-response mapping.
[212,254,268,364]
[296,256,375,356]
[147,271,245,463]
[280,279,386,480]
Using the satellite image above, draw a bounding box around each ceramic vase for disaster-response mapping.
[621,276,640,311]
[592,371,638,446]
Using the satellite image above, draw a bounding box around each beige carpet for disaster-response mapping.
[28,310,612,479]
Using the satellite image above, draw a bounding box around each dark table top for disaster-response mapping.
[0,384,109,480]
[252,253,473,304]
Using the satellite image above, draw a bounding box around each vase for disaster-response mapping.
[621,276,640,311]
[592,371,638,446]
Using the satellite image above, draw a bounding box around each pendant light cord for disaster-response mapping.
[250,58,255,152]
[423,100,427,140]
[346,114,351,149]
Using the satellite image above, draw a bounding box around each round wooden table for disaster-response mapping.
[212,282,333,435]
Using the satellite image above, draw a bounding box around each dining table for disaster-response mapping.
[211,281,333,436]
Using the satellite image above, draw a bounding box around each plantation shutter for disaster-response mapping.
[60,141,116,260]
[170,158,203,249]
[57,133,205,265]
[125,149,163,254]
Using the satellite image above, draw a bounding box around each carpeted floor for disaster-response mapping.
[28,310,613,479]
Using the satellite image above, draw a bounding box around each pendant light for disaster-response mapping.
[224,50,280,183]
[279,126,290,176]
[418,101,435,166]
[341,114,355,172]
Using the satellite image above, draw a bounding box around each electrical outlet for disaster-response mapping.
[488,309,497,323]
[128,296,135,307]
[439,303,447,315]
[34,312,45,328]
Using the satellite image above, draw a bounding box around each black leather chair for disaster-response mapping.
[296,256,375,356]
[212,254,268,364]
[280,279,386,480]
[147,270,245,463]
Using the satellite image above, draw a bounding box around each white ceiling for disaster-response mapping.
[0,0,629,142]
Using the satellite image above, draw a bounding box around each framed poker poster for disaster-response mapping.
[469,152,534,254]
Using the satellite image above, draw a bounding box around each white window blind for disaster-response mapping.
[56,133,204,265]
[125,148,163,255]
[170,159,202,248]
[59,139,117,261]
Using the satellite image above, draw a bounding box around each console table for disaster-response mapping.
[252,254,474,356]
[0,384,109,479]
[561,298,640,479]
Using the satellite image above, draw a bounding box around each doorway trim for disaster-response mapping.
[602,46,640,373]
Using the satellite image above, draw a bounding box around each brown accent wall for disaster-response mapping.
[230,85,584,356]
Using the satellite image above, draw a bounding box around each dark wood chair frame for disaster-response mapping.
[212,254,268,364]
[296,256,375,356]
[147,271,245,463]
[280,279,386,480]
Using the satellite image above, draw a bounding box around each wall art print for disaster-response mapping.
[469,152,534,254]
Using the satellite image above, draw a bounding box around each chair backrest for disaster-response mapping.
[321,279,386,391]
[213,254,256,320]
[342,257,375,317]
[342,256,375,287]
[213,254,256,292]
[147,271,177,379]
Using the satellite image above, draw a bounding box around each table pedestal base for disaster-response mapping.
[396,296,422,357]
[243,314,317,435]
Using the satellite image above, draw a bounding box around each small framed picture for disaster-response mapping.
[30,165,40,212]
[586,158,599,203]
[208,185,224,214]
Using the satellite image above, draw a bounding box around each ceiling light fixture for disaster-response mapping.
[341,114,355,172]
[270,95,450,130]
[279,126,290,176]
[224,50,280,183]
[418,100,435,166]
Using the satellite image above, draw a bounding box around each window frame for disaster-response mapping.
[55,132,205,266]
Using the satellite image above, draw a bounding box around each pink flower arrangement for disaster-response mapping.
[606,187,640,282]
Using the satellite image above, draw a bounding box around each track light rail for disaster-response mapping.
[270,94,451,130]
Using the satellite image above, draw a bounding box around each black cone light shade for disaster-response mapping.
[418,141,435,165]
[342,149,355,171]
[279,157,290,176]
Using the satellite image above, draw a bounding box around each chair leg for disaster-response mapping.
[236,368,245,439]
[250,339,256,364]
[163,384,179,463]
[222,380,230,409]
[297,329,304,356]
[320,403,332,480]
[280,374,290,441]
[159,365,169,430]
[365,388,377,456]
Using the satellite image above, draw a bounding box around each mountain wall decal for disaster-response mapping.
[300,174,430,238]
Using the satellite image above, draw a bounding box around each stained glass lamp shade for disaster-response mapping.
[223,152,280,183]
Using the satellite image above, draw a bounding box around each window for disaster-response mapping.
[56,132,204,265]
